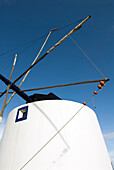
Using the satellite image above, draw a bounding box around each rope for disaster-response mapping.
[0,33,49,57]
[91,20,106,77]
[20,84,104,170]
[20,105,84,170]
[0,18,84,57]
[92,96,96,108]
[69,36,106,79]
[54,18,84,30]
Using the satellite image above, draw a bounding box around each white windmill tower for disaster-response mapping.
[0,16,112,170]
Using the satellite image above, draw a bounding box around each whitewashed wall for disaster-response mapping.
[0,100,112,170]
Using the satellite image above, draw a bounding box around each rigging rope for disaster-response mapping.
[69,35,106,79]
[0,33,49,57]
[0,18,84,57]
[20,105,84,170]
[91,19,106,77]
[54,18,84,30]
[20,83,105,170]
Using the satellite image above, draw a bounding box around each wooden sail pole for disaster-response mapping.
[0,78,109,93]
[19,78,109,92]
[0,54,17,125]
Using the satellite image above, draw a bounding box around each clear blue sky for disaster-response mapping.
[0,0,114,164]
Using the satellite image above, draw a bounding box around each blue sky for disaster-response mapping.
[0,0,114,165]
